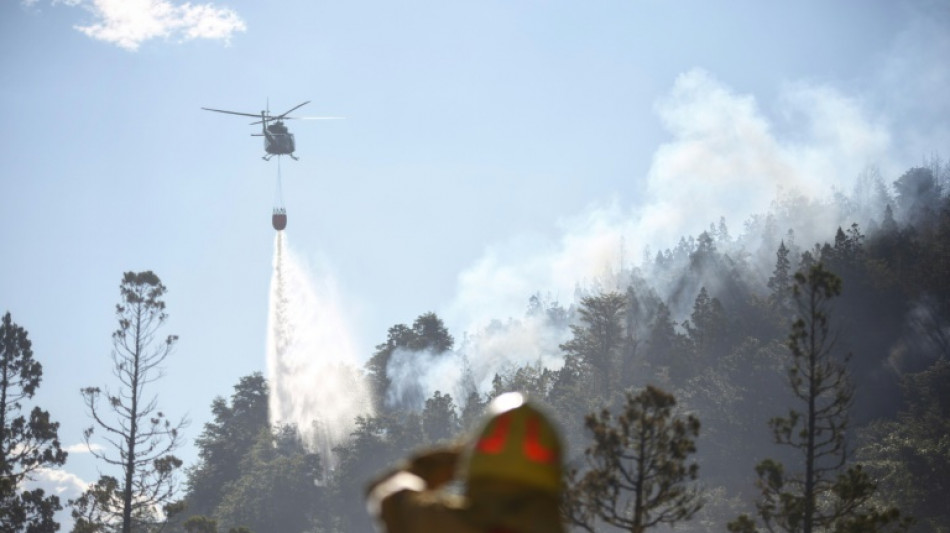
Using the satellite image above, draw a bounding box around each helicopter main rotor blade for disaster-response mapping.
[273,101,311,119]
[284,116,346,120]
[202,107,262,119]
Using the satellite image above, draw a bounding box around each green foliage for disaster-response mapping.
[560,292,627,393]
[178,374,329,533]
[184,374,268,519]
[643,301,691,385]
[769,240,793,314]
[213,426,324,533]
[0,311,67,532]
[858,360,950,531]
[182,515,217,533]
[75,272,187,533]
[459,390,486,432]
[683,286,729,362]
[488,361,556,401]
[564,386,702,533]
[330,411,425,533]
[70,476,121,533]
[422,391,460,443]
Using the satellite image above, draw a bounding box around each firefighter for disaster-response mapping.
[366,392,565,533]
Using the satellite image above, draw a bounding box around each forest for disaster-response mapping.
[2,162,948,532]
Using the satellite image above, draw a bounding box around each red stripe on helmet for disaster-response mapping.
[523,416,556,463]
[476,413,512,454]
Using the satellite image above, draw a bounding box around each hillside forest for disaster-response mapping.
[2,161,949,533]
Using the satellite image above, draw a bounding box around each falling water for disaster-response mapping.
[266,232,374,472]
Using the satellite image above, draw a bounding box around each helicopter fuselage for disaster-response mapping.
[263,122,296,156]
[255,114,297,160]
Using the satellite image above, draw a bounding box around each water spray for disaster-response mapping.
[266,232,374,476]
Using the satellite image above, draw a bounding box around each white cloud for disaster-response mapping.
[63,442,103,454]
[25,467,90,495]
[72,0,246,51]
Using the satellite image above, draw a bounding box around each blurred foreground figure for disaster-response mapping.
[366,392,566,533]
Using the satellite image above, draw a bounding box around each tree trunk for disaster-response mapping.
[123,307,143,533]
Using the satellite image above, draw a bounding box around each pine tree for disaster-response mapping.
[768,241,793,314]
[683,286,728,361]
[422,391,459,443]
[728,264,910,533]
[560,292,626,393]
[564,386,702,533]
[0,312,67,532]
[365,313,454,412]
[183,374,269,521]
[213,426,324,533]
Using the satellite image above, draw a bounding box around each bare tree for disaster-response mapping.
[73,272,187,533]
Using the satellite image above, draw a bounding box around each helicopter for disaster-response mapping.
[202,101,342,161]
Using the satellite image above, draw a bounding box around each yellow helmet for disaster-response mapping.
[462,392,563,495]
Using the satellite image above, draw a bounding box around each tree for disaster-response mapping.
[0,312,68,532]
[459,390,486,432]
[70,476,121,533]
[768,241,793,314]
[560,292,626,393]
[857,359,950,531]
[330,412,424,533]
[365,313,455,411]
[75,272,187,533]
[894,167,942,227]
[683,286,728,362]
[213,426,325,533]
[182,515,217,533]
[564,386,702,533]
[183,374,269,520]
[421,391,459,443]
[728,264,910,533]
[643,302,691,385]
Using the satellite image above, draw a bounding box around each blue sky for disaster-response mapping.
[1,0,948,524]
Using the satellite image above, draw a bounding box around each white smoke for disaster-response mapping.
[266,233,374,467]
[385,311,570,411]
[447,68,894,338]
[458,312,569,391]
[386,348,468,411]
